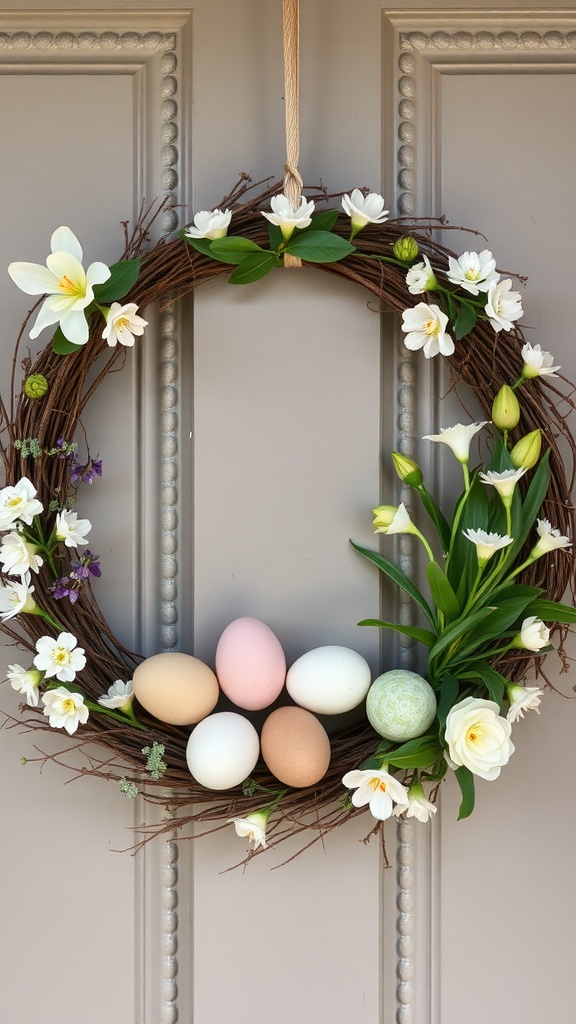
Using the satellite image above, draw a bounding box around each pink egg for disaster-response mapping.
[215,617,286,710]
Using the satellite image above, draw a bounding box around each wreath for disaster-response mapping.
[1,175,575,862]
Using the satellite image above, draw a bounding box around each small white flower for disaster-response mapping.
[98,678,134,711]
[444,696,514,781]
[516,615,550,652]
[373,502,414,536]
[7,664,43,707]
[462,528,514,563]
[394,779,437,823]
[506,683,544,723]
[0,576,36,620]
[261,193,315,240]
[184,208,232,240]
[521,342,560,379]
[485,279,523,333]
[341,188,388,233]
[446,250,498,295]
[531,518,572,557]
[342,768,409,821]
[102,302,148,348]
[0,477,43,530]
[42,686,89,735]
[479,467,527,499]
[228,810,270,850]
[406,256,437,295]
[423,421,488,464]
[33,631,86,683]
[55,509,92,548]
[0,531,44,575]
[401,303,454,359]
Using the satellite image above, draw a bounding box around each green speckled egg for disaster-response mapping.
[366,670,437,742]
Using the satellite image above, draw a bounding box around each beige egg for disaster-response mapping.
[261,706,331,788]
[133,652,219,725]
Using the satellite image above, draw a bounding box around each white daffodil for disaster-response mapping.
[520,342,561,380]
[228,810,270,850]
[55,509,92,548]
[0,477,43,530]
[102,302,148,348]
[7,664,43,707]
[485,279,523,333]
[405,256,438,295]
[513,615,550,652]
[98,678,134,712]
[446,249,498,295]
[341,188,388,236]
[0,576,37,621]
[531,518,572,557]
[0,531,44,576]
[342,768,409,821]
[33,631,86,683]
[394,778,437,823]
[423,421,488,464]
[184,208,232,240]
[401,303,454,359]
[506,683,544,723]
[261,193,315,240]
[462,528,514,564]
[8,226,111,346]
[444,696,514,781]
[42,686,89,735]
[479,467,527,500]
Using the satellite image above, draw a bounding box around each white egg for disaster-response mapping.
[186,712,260,790]
[286,645,371,715]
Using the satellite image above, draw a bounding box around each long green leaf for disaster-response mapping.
[453,302,477,340]
[508,451,550,558]
[525,598,576,624]
[436,672,459,731]
[428,605,497,664]
[307,210,339,232]
[455,765,475,819]
[228,253,277,284]
[387,736,443,770]
[285,230,355,263]
[211,236,269,265]
[459,661,508,707]
[351,541,436,627]
[418,486,452,551]
[92,258,141,303]
[426,561,460,622]
[357,618,436,648]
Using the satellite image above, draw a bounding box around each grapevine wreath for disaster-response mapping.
[1,175,575,861]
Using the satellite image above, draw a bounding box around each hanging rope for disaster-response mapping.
[283,0,302,268]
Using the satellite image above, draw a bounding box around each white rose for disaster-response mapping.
[444,696,514,781]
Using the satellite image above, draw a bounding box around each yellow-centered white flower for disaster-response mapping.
[446,249,498,295]
[261,193,315,240]
[228,810,270,850]
[55,509,92,549]
[42,686,89,735]
[485,279,523,333]
[506,683,544,723]
[401,303,454,358]
[8,226,111,346]
[479,467,527,499]
[394,779,437,823]
[0,477,43,530]
[33,631,86,683]
[7,664,43,707]
[341,188,388,232]
[462,528,514,563]
[423,421,488,464]
[98,678,134,712]
[184,208,232,240]
[102,302,148,348]
[0,576,36,621]
[531,517,572,556]
[0,531,44,576]
[521,342,560,379]
[342,768,410,821]
[444,696,514,781]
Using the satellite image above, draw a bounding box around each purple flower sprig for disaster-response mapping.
[70,455,103,486]
[48,550,101,604]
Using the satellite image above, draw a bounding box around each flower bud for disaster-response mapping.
[391,452,423,487]
[510,429,541,470]
[23,373,48,400]
[393,236,419,262]
[372,505,398,531]
[491,384,520,431]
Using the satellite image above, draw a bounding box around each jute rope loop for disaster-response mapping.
[283,0,302,268]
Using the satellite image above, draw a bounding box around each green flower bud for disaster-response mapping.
[510,429,542,470]
[393,236,419,262]
[23,373,49,400]
[491,385,520,431]
[391,451,424,487]
[372,505,398,531]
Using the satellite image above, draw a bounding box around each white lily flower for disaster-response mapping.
[506,683,544,723]
[401,303,454,359]
[228,810,270,850]
[42,686,89,735]
[184,208,232,240]
[0,477,43,530]
[531,518,572,557]
[98,678,134,712]
[479,467,527,499]
[55,509,92,548]
[0,576,37,620]
[446,249,498,295]
[102,302,148,348]
[485,279,523,333]
[406,256,438,295]
[373,502,414,536]
[8,226,111,346]
[423,421,487,464]
[7,664,43,707]
[514,615,550,652]
[0,531,43,575]
[33,631,86,683]
[394,778,437,823]
[521,342,561,379]
[462,528,514,563]
[341,188,388,234]
[261,193,315,240]
[342,768,409,821]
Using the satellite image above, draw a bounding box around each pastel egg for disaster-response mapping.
[366,670,437,741]
[186,712,260,790]
[133,652,219,725]
[261,706,331,788]
[215,617,286,710]
[286,645,371,715]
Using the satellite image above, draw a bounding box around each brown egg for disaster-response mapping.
[133,652,219,725]
[260,706,331,788]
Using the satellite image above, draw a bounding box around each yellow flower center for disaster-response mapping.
[466,726,481,745]
[58,274,82,296]
[53,648,71,665]
[423,318,440,338]
[7,496,23,508]
[465,269,480,281]
[61,698,77,714]
[370,777,387,793]
[114,317,130,331]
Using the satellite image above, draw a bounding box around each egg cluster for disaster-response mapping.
[132,617,372,791]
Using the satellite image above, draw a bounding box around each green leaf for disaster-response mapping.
[418,486,452,552]
[459,662,508,707]
[307,210,339,232]
[351,541,436,628]
[357,618,436,648]
[436,672,459,731]
[211,236,270,265]
[428,605,497,665]
[508,451,551,559]
[228,253,277,285]
[267,224,283,250]
[525,598,576,624]
[453,303,477,341]
[426,561,460,622]
[455,765,475,819]
[387,735,443,770]
[92,258,141,303]
[185,236,216,258]
[52,326,83,355]
[284,230,355,263]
